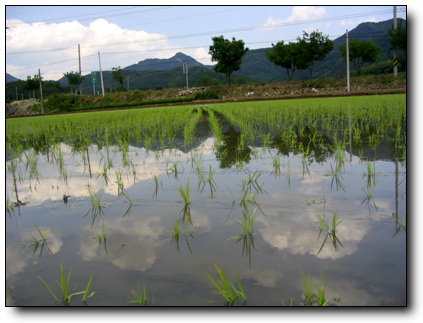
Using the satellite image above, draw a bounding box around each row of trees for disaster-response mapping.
[209,21,406,85]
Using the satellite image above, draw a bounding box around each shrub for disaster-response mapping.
[44,93,74,111]
[194,89,221,100]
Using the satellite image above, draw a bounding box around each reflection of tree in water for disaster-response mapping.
[215,126,252,169]
[272,125,333,163]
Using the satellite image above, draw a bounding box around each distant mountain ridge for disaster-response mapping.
[124,52,209,71]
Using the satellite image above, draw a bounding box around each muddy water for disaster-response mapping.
[6,120,406,306]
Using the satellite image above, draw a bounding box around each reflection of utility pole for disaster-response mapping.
[393,6,398,77]
[86,148,92,178]
[395,159,398,217]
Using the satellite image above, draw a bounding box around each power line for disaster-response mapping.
[6,28,394,77]
[6,8,397,56]
[6,6,174,27]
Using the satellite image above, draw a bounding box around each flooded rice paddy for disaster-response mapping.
[6,95,406,306]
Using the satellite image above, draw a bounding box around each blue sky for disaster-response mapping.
[5,3,407,81]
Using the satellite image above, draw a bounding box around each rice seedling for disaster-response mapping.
[361,187,378,211]
[175,178,191,206]
[93,222,107,243]
[315,274,329,306]
[38,263,94,306]
[151,173,161,198]
[238,184,257,208]
[329,163,346,192]
[206,165,218,197]
[129,286,148,306]
[115,169,124,197]
[316,212,343,255]
[87,185,105,208]
[208,264,246,305]
[392,213,406,235]
[298,269,330,306]
[230,204,256,241]
[363,161,377,188]
[272,153,282,176]
[299,269,313,306]
[6,196,15,216]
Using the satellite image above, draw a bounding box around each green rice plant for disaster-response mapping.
[238,184,257,208]
[175,178,191,206]
[206,165,218,197]
[170,214,194,253]
[299,269,313,306]
[87,185,104,208]
[93,222,107,243]
[361,187,378,211]
[6,196,15,216]
[392,213,406,235]
[38,264,94,306]
[230,204,256,241]
[151,173,161,198]
[329,162,346,192]
[115,169,124,197]
[129,286,148,306]
[363,161,377,188]
[299,269,330,306]
[315,274,329,306]
[244,169,265,194]
[316,212,343,255]
[272,153,282,176]
[208,264,246,305]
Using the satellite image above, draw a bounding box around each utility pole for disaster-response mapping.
[78,44,83,94]
[393,6,398,77]
[127,75,129,91]
[183,64,189,89]
[38,69,44,114]
[98,51,105,97]
[346,29,350,92]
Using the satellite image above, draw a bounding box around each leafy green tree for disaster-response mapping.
[266,41,304,81]
[112,66,124,91]
[22,74,40,98]
[339,39,380,76]
[209,36,249,87]
[297,30,334,80]
[388,21,406,57]
[63,71,85,94]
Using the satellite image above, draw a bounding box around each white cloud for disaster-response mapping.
[261,6,327,30]
[6,18,169,80]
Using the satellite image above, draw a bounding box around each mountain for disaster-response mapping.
[6,73,19,83]
[24,18,406,96]
[124,52,208,71]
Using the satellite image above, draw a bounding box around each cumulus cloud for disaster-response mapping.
[261,6,327,30]
[6,18,207,81]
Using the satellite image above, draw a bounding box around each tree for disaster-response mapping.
[63,71,85,94]
[265,41,304,81]
[339,39,380,76]
[296,30,334,80]
[209,36,248,87]
[388,20,406,57]
[112,66,124,91]
[22,74,40,99]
